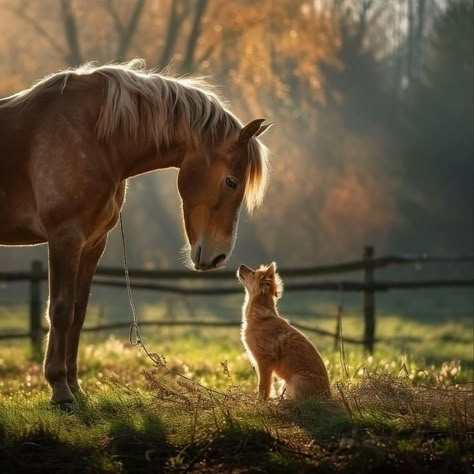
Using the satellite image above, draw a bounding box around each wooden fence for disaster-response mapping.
[0,246,472,354]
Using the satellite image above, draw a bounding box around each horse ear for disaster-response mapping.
[239,118,266,144]
[255,122,273,137]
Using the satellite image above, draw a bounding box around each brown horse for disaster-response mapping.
[0,60,271,404]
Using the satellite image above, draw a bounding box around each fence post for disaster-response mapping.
[30,260,43,356]
[363,246,376,354]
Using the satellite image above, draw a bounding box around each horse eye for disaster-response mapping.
[225,177,238,190]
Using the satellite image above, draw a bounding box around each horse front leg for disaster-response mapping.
[66,236,108,396]
[45,233,82,405]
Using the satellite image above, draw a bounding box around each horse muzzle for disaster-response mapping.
[191,242,229,271]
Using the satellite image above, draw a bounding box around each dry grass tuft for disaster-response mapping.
[337,373,474,436]
[142,357,474,441]
[143,365,256,411]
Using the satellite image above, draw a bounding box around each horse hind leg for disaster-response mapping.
[44,233,83,405]
[66,236,107,395]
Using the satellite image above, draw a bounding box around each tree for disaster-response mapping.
[399,0,473,253]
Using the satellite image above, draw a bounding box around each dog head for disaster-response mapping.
[237,262,283,299]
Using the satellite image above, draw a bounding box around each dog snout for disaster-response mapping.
[238,264,252,279]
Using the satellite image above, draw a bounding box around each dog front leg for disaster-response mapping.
[257,362,273,400]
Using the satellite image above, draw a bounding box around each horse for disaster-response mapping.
[0,59,272,405]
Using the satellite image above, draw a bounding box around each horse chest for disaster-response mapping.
[83,183,126,241]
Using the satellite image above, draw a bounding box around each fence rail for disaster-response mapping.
[2,254,471,282]
[0,246,472,353]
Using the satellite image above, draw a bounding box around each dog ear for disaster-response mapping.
[264,262,276,279]
[261,262,281,297]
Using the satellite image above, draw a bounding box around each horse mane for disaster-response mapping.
[2,59,269,212]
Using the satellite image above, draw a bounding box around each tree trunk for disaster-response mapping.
[60,0,82,66]
[159,0,187,68]
[116,0,146,61]
[406,0,415,82]
[181,0,208,74]
[414,0,426,74]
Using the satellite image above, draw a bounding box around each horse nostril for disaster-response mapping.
[194,246,202,270]
[212,254,226,267]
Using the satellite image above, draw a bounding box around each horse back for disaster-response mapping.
[0,75,101,165]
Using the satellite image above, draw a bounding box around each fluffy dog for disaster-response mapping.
[238,262,330,400]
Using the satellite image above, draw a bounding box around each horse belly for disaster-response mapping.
[0,231,46,246]
[0,175,46,246]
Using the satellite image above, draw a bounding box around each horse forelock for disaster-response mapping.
[2,59,270,213]
[245,137,270,213]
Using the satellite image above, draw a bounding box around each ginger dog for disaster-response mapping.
[238,262,330,400]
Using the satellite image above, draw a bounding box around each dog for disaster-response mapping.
[237,262,330,400]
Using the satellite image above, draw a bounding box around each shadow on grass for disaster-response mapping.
[281,397,351,438]
[184,422,320,473]
[0,422,118,473]
[283,394,473,474]
[107,413,175,473]
[0,410,174,473]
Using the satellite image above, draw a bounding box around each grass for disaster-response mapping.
[0,322,473,473]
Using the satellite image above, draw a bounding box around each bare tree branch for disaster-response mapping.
[196,17,268,69]
[4,3,66,57]
[181,0,208,73]
[116,0,146,61]
[105,0,124,36]
[408,0,414,74]
[159,0,187,67]
[196,43,215,66]
[365,3,385,31]
[415,0,426,70]
[355,0,374,45]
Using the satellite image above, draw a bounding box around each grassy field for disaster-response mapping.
[0,313,473,473]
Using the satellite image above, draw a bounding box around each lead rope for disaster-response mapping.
[119,212,233,399]
[120,213,145,350]
[120,213,165,366]
[119,212,141,348]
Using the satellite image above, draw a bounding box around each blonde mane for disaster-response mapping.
[2,59,269,212]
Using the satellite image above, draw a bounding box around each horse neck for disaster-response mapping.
[114,136,187,180]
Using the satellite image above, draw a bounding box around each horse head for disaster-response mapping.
[178,118,272,271]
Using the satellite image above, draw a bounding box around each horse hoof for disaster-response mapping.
[71,388,88,402]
